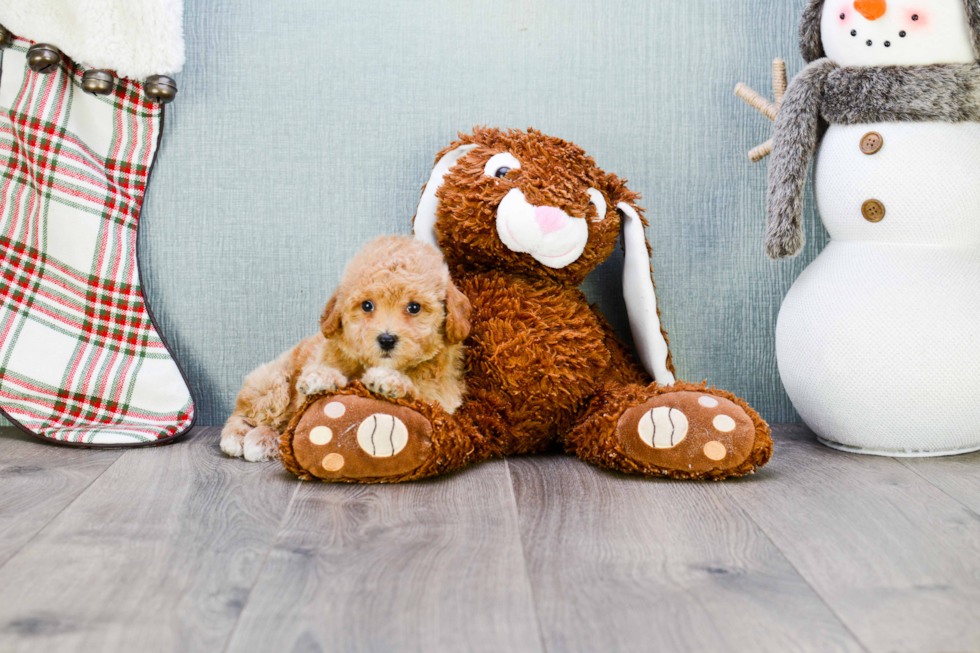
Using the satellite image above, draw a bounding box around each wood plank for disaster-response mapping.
[0,427,296,653]
[509,453,863,653]
[725,424,980,653]
[226,459,543,653]
[0,428,122,567]
[897,450,980,516]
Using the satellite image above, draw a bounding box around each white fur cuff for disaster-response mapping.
[0,0,184,80]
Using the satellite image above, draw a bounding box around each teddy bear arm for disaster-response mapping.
[587,304,655,386]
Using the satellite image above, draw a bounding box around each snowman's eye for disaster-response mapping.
[586,188,607,223]
[484,152,521,179]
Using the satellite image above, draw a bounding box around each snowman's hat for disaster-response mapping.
[800,0,980,62]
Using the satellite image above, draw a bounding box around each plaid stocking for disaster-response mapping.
[0,38,195,445]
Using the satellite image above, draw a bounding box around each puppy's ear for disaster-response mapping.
[320,293,343,338]
[444,280,471,345]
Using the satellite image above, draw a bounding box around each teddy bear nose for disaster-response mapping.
[854,0,886,20]
[535,206,569,235]
[377,333,398,351]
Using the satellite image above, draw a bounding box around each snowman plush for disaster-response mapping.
[764,0,980,455]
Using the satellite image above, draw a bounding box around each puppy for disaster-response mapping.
[220,235,471,462]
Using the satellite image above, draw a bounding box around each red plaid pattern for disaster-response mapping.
[0,38,194,445]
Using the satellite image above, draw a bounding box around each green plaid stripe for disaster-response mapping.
[0,38,194,445]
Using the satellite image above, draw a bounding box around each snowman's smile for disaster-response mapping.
[847,27,907,49]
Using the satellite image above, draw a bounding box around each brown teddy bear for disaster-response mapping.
[280,127,772,482]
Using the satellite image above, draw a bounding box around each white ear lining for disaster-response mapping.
[586,188,607,222]
[413,144,478,249]
[617,202,675,386]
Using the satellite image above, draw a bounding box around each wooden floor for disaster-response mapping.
[1,425,979,653]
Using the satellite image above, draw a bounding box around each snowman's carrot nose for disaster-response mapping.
[854,0,887,20]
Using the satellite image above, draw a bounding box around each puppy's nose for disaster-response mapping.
[377,333,398,352]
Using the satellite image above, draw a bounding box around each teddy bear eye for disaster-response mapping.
[361,300,375,313]
[407,302,421,315]
[483,152,521,179]
[586,188,607,222]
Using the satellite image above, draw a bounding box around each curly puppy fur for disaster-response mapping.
[221,236,470,461]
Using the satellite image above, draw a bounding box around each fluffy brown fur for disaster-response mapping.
[282,128,771,482]
[222,236,470,462]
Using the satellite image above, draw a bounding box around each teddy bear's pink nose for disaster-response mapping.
[535,206,569,235]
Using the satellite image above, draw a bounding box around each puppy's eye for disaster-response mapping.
[586,188,607,223]
[361,300,375,313]
[483,152,521,179]
[407,302,421,315]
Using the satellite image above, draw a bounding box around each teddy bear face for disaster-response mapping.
[821,0,976,66]
[433,128,635,285]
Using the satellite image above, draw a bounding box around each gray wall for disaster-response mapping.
[140,0,827,426]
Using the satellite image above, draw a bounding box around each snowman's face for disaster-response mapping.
[821,0,977,66]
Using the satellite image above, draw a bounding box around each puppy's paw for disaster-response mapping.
[363,367,416,400]
[220,415,253,458]
[220,433,245,458]
[243,425,281,462]
[298,367,347,396]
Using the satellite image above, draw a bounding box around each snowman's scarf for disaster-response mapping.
[765,59,980,258]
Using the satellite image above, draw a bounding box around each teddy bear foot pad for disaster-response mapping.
[616,391,760,476]
[288,395,434,481]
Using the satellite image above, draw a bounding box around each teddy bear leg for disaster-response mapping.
[566,381,773,480]
[279,384,484,483]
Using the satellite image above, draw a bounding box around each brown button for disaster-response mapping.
[860,132,883,155]
[862,199,885,222]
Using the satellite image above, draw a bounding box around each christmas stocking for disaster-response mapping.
[0,37,195,445]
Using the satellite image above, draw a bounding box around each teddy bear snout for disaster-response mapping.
[535,206,570,235]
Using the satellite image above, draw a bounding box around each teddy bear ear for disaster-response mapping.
[616,201,675,386]
[413,143,478,249]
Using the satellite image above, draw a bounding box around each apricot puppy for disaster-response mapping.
[220,236,471,462]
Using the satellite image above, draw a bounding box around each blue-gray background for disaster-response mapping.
[141,0,827,426]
